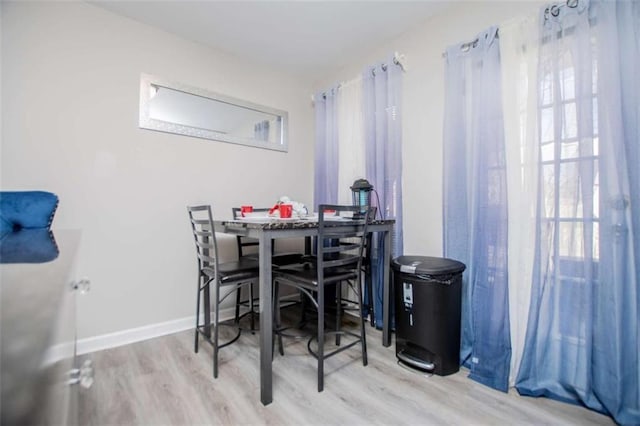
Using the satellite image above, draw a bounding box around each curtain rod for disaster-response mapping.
[441,27,499,58]
[372,51,407,75]
[440,0,580,59]
[544,0,579,22]
[311,51,407,102]
[391,51,407,72]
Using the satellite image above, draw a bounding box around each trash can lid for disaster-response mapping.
[392,255,466,275]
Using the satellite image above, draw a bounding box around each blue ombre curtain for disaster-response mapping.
[363,55,404,328]
[516,1,639,423]
[443,26,511,392]
[363,56,404,256]
[313,87,340,206]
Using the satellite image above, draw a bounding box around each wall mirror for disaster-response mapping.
[139,73,288,152]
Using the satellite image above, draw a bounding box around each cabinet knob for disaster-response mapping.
[67,359,94,388]
[70,277,91,294]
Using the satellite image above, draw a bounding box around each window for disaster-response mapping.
[538,39,599,343]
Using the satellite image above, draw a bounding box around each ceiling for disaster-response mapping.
[91,1,450,83]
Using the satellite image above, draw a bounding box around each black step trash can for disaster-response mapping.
[392,255,466,376]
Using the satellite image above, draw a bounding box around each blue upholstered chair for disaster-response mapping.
[0,191,59,238]
[0,191,59,263]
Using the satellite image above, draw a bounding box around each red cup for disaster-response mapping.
[280,204,293,219]
[240,205,253,217]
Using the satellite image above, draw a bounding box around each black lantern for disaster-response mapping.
[351,179,373,217]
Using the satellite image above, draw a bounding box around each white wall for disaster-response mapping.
[1,0,547,345]
[1,2,314,340]
[0,3,3,163]
[314,1,542,258]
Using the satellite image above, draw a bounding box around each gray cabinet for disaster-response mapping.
[1,230,90,425]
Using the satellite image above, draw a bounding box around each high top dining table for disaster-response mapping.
[213,216,395,405]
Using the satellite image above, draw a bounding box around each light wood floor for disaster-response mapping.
[79,309,614,425]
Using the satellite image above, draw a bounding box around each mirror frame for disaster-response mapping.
[139,73,288,152]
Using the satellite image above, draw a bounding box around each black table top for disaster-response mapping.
[219,217,395,230]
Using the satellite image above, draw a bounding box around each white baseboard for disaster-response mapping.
[42,341,75,367]
[76,306,237,355]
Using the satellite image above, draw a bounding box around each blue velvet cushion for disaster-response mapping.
[0,228,59,263]
[0,191,59,238]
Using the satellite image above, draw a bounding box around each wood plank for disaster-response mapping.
[79,312,614,425]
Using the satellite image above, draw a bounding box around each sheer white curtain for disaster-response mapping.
[337,77,365,205]
[314,56,404,328]
[499,14,539,387]
[512,1,639,423]
[444,1,638,421]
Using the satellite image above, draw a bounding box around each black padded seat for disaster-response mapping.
[187,205,260,379]
[273,204,374,392]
